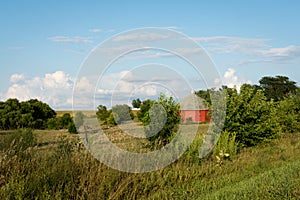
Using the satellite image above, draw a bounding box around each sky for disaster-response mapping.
[1,0,300,109]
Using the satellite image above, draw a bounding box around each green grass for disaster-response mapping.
[0,126,300,199]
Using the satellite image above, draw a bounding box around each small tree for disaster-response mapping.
[137,99,155,121]
[141,94,181,147]
[74,111,84,128]
[96,105,110,121]
[132,98,142,108]
[111,104,133,124]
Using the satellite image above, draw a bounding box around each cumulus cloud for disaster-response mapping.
[221,68,251,90]
[2,69,197,110]
[10,74,25,83]
[48,36,92,44]
[3,71,74,109]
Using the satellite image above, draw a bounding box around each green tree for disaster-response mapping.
[137,99,155,121]
[259,75,297,101]
[111,104,133,124]
[68,121,77,133]
[96,105,110,121]
[60,113,73,129]
[195,89,211,105]
[276,89,300,133]
[132,98,142,108]
[74,111,84,128]
[224,84,280,146]
[141,94,181,146]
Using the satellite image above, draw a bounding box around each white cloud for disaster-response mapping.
[2,69,198,109]
[48,36,92,44]
[192,36,269,55]
[191,36,300,65]
[113,32,169,42]
[3,71,74,109]
[88,29,102,33]
[222,68,251,90]
[10,74,25,83]
[256,45,300,58]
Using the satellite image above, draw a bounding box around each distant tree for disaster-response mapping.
[259,75,298,101]
[96,105,110,121]
[111,104,133,124]
[74,111,84,128]
[195,89,211,105]
[0,98,56,130]
[60,113,73,129]
[132,98,142,108]
[68,121,77,134]
[137,99,155,121]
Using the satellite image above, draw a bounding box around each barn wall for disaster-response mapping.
[181,110,210,123]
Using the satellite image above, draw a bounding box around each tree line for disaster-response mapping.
[97,75,299,149]
[0,99,76,133]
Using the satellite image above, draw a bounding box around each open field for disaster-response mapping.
[0,125,300,199]
[56,110,97,117]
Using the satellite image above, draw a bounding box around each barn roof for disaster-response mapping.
[180,93,208,110]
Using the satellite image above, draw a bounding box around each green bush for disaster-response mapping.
[224,84,281,147]
[276,91,300,133]
[111,104,133,124]
[141,94,181,147]
[213,131,238,160]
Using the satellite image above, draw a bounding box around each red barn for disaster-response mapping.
[180,94,210,123]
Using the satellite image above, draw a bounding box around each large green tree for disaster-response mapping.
[223,84,280,146]
[259,75,297,101]
[0,98,56,130]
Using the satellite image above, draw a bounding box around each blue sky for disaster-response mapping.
[1,1,300,109]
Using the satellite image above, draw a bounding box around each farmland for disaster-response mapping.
[0,123,300,199]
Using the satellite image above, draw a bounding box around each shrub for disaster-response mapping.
[213,131,238,160]
[224,84,281,147]
[141,94,181,147]
[111,104,133,124]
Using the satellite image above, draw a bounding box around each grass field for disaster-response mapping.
[56,110,97,117]
[0,124,300,199]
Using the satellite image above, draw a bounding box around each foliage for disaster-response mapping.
[96,105,110,121]
[276,89,300,133]
[74,111,84,128]
[1,127,300,199]
[47,113,73,130]
[194,89,211,105]
[111,104,133,124]
[137,99,156,121]
[0,98,56,130]
[213,131,238,161]
[224,84,281,147]
[67,122,77,134]
[140,94,181,146]
[106,112,117,125]
[259,75,297,101]
[132,98,142,108]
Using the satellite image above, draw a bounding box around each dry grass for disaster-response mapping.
[56,110,97,117]
[1,125,300,199]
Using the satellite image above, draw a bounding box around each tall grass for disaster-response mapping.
[0,128,299,199]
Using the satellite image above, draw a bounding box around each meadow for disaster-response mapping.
[0,123,299,199]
